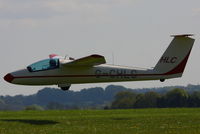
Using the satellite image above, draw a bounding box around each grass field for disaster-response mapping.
[0,108,200,134]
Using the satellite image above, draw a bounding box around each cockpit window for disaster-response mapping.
[27,59,59,72]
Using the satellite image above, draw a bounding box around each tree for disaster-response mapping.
[46,102,66,110]
[134,92,160,108]
[25,104,44,111]
[188,91,200,107]
[0,99,7,110]
[111,91,137,109]
[164,88,189,107]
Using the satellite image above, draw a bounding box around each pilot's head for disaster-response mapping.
[49,59,56,67]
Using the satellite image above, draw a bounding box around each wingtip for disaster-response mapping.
[171,34,194,37]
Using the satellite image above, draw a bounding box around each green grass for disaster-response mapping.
[0,108,200,134]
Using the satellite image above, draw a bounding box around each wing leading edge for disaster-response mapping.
[61,54,106,67]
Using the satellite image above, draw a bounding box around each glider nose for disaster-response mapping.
[4,73,14,83]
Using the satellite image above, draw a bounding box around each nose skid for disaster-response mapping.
[4,73,14,83]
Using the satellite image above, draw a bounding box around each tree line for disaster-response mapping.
[110,88,200,109]
[0,84,200,110]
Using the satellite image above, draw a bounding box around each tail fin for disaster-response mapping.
[153,34,195,78]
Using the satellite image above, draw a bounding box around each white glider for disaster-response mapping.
[4,34,195,90]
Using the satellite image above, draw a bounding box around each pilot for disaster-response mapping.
[27,66,33,72]
[49,59,57,67]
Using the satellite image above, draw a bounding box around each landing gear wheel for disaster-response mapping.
[61,86,70,91]
[160,79,165,82]
[58,84,71,91]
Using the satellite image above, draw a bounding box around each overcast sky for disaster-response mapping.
[0,0,200,96]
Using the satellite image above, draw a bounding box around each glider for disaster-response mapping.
[4,34,195,90]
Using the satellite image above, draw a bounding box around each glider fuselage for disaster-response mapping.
[4,34,195,90]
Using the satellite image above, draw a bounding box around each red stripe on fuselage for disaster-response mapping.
[11,73,173,80]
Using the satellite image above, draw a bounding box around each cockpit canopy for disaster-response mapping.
[27,58,59,72]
